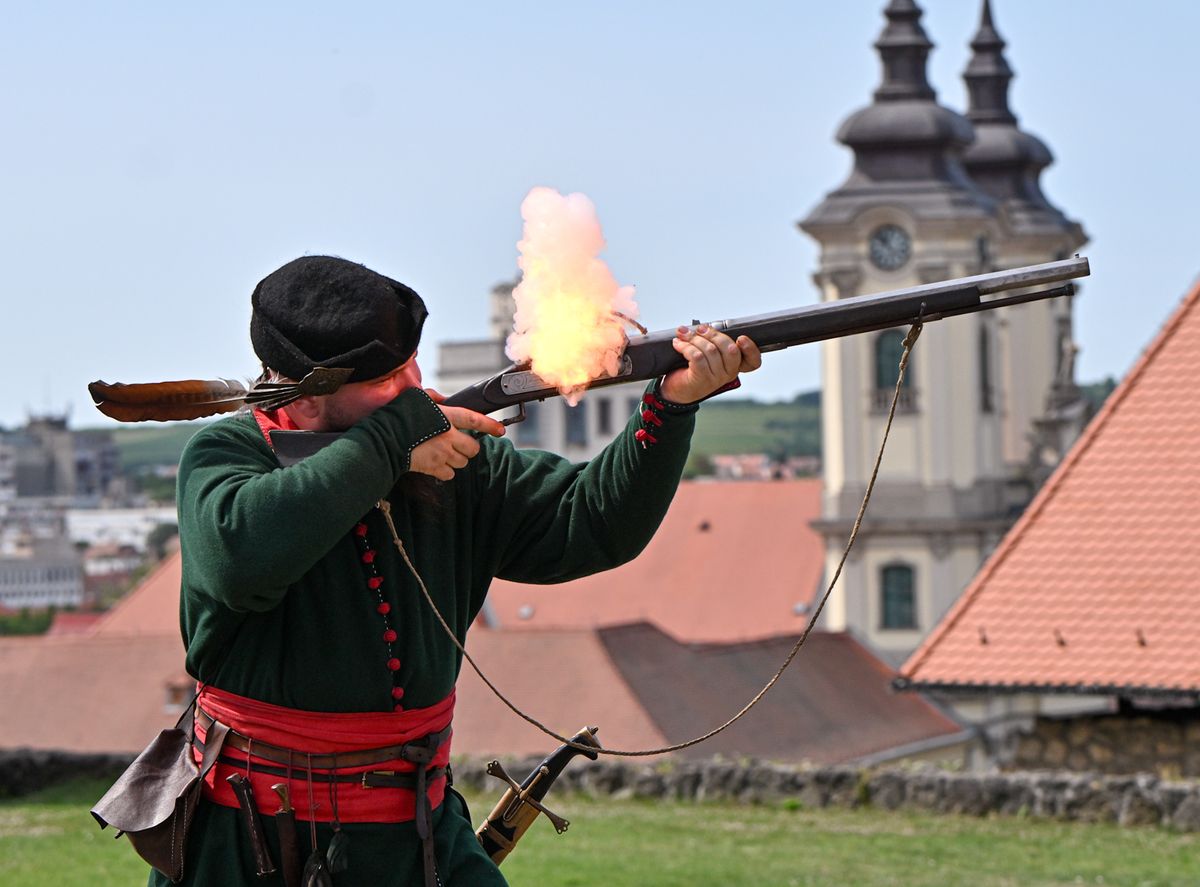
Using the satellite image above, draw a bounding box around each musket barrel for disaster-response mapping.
[972,256,1089,295]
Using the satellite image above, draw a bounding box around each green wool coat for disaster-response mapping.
[151,386,695,887]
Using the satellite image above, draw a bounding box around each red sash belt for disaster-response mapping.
[194,684,455,824]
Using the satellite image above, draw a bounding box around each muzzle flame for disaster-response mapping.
[506,187,638,404]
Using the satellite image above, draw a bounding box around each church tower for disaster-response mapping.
[799,0,1082,665]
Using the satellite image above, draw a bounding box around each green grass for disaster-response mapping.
[0,778,151,886]
[3,779,1197,886]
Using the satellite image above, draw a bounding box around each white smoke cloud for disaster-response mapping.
[506,187,639,404]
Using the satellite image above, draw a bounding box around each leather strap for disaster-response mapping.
[211,753,447,790]
[195,707,451,770]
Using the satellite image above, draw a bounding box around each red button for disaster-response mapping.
[393,704,404,713]
[392,687,405,700]
[386,658,401,672]
[376,602,391,615]
[354,523,368,537]
[383,629,397,643]
[368,577,384,589]
[361,550,376,564]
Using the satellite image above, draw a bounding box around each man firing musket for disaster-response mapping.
[89,187,1088,887]
[90,184,763,886]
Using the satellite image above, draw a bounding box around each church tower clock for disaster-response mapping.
[799,0,1084,665]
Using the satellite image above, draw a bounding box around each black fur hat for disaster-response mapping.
[250,256,428,383]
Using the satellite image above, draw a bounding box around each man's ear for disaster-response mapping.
[285,396,323,430]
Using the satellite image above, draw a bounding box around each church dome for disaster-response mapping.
[964,124,1052,168]
[800,0,994,230]
[839,100,974,149]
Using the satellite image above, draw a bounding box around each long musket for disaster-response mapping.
[89,257,1090,464]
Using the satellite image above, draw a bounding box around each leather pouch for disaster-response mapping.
[91,703,229,883]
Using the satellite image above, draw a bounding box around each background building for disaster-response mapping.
[802,0,1086,666]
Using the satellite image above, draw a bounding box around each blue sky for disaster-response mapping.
[1,1,1196,427]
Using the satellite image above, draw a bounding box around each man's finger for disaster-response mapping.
[441,405,505,437]
[697,325,743,378]
[688,330,724,378]
[450,432,482,461]
[737,336,763,372]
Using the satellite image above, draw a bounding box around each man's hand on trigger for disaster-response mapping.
[659,325,763,405]
[409,389,505,481]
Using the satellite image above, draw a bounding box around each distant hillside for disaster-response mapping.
[108,422,208,473]
[690,394,821,460]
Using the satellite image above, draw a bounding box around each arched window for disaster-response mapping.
[880,564,917,630]
[874,330,915,412]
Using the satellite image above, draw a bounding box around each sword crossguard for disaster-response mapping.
[485,761,571,834]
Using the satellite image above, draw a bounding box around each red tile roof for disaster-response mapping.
[45,611,105,636]
[0,633,185,752]
[901,280,1200,694]
[90,552,181,636]
[452,628,669,758]
[599,623,965,764]
[486,479,825,642]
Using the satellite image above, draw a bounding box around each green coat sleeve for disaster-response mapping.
[176,388,450,612]
[472,386,696,585]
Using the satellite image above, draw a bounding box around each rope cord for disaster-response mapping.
[379,321,924,757]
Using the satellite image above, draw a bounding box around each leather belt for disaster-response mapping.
[207,752,450,790]
[195,707,452,770]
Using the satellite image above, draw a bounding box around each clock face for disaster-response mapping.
[868,224,912,271]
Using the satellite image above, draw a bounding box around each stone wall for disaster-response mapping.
[453,756,1200,831]
[0,748,133,799]
[4,748,1199,831]
[1009,711,1200,777]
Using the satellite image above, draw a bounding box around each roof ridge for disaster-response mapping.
[900,274,1200,679]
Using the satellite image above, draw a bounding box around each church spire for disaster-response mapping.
[959,0,1085,236]
[873,0,936,102]
[964,0,1016,125]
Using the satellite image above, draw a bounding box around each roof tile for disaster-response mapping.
[901,279,1200,693]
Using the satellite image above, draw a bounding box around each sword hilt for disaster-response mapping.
[486,761,570,834]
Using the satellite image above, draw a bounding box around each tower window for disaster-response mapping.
[979,323,994,414]
[873,330,916,412]
[881,564,917,630]
[597,398,613,436]
[565,401,588,447]
[514,401,541,446]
